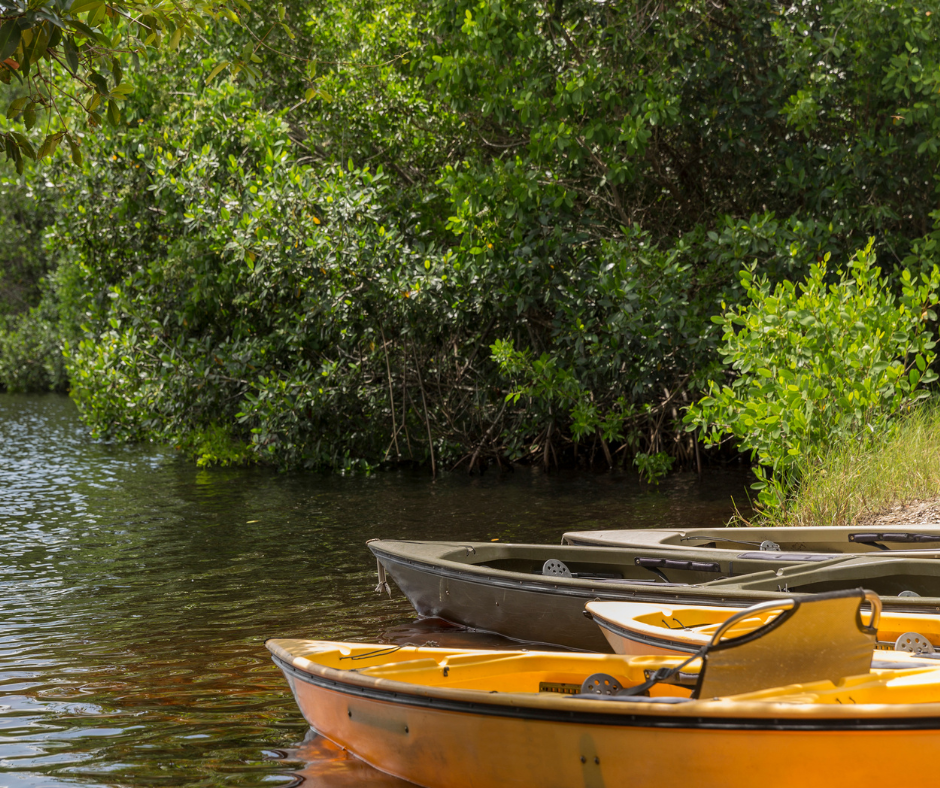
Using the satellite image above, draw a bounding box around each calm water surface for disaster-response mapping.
[0,394,751,787]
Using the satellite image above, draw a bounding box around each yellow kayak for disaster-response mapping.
[587,598,940,656]
[268,590,940,788]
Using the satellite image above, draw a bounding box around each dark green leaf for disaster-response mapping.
[106,98,120,126]
[67,134,82,165]
[0,21,21,61]
[36,11,67,30]
[36,131,64,160]
[27,22,51,63]
[89,70,108,94]
[66,19,97,40]
[63,35,78,72]
[12,132,36,159]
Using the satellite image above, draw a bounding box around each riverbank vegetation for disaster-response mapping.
[756,404,940,528]
[4,1,940,497]
[686,241,940,518]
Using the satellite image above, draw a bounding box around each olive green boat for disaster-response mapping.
[367,539,940,651]
[561,525,940,556]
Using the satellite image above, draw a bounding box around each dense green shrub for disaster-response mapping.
[0,179,55,315]
[686,241,940,514]
[0,167,64,392]
[55,78,426,468]
[0,305,68,393]
[11,0,940,472]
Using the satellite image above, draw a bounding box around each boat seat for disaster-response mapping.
[592,589,880,701]
[694,588,879,698]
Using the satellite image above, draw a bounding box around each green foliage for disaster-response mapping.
[0,0,261,172]
[177,423,251,468]
[0,177,54,315]
[54,73,414,467]
[686,240,940,513]
[17,0,940,476]
[420,0,940,470]
[0,168,64,393]
[0,304,67,392]
[47,45,481,470]
[634,452,675,486]
[492,335,631,464]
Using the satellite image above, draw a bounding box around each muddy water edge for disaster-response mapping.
[0,393,752,787]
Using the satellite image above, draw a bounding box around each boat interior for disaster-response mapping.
[563,527,940,555]
[705,556,940,598]
[421,542,849,585]
[271,620,940,707]
[591,600,940,652]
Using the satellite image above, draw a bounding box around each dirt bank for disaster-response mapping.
[854,499,940,527]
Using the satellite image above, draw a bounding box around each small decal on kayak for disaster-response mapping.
[539,682,581,695]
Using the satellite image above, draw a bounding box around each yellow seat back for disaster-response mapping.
[695,589,879,699]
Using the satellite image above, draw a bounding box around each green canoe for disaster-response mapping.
[367,539,940,651]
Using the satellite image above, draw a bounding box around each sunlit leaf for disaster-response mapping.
[205,61,230,84]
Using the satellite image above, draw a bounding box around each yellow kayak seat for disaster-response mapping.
[590,588,881,700]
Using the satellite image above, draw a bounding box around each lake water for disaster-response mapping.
[0,393,751,787]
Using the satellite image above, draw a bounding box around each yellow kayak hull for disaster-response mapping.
[268,638,940,788]
[587,600,940,656]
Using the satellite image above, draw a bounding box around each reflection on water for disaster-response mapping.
[284,731,414,787]
[0,393,750,787]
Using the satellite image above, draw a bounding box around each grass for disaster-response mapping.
[754,401,940,527]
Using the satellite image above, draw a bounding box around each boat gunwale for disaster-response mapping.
[368,540,852,582]
[267,639,940,730]
[562,526,940,552]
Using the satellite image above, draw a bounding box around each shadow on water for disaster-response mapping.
[0,394,752,787]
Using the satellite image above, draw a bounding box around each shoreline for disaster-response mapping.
[855,498,940,528]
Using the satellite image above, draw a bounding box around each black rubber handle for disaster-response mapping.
[635,557,721,573]
[850,532,940,544]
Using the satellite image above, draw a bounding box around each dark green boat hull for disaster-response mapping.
[368,540,940,651]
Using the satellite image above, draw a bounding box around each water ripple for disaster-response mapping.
[0,393,749,787]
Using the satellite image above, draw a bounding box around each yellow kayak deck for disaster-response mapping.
[588,599,940,655]
[269,637,940,708]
